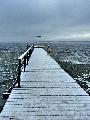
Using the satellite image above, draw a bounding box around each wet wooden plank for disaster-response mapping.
[0,48,90,120]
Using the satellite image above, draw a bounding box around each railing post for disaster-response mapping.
[24,55,26,72]
[29,49,31,58]
[17,59,21,88]
[33,44,34,51]
[26,52,29,65]
[27,45,28,50]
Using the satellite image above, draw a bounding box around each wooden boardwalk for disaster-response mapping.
[0,48,90,120]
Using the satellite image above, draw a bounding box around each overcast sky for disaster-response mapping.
[0,0,90,42]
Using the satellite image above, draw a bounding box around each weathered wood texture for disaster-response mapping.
[0,48,90,120]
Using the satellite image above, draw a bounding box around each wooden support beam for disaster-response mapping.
[3,93,10,99]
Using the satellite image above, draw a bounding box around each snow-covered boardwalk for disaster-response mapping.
[0,48,90,120]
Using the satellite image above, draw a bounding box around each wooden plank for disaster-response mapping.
[0,48,90,120]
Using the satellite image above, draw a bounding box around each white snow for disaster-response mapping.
[0,48,90,120]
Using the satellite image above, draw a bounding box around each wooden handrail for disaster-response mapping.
[18,45,34,60]
[3,45,34,98]
[17,44,34,87]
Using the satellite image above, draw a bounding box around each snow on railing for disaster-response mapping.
[3,45,34,99]
[17,44,34,87]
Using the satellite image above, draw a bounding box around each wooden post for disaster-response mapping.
[33,44,34,50]
[26,52,29,65]
[27,45,28,50]
[29,49,31,57]
[17,59,21,88]
[24,56,26,72]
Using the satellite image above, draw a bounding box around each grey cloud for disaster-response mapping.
[0,0,90,42]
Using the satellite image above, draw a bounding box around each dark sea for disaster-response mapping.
[0,41,90,112]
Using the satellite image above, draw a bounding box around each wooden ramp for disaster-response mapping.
[0,48,90,120]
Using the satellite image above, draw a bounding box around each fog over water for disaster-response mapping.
[0,0,90,42]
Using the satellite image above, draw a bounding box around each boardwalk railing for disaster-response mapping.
[3,45,34,99]
[17,44,34,87]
